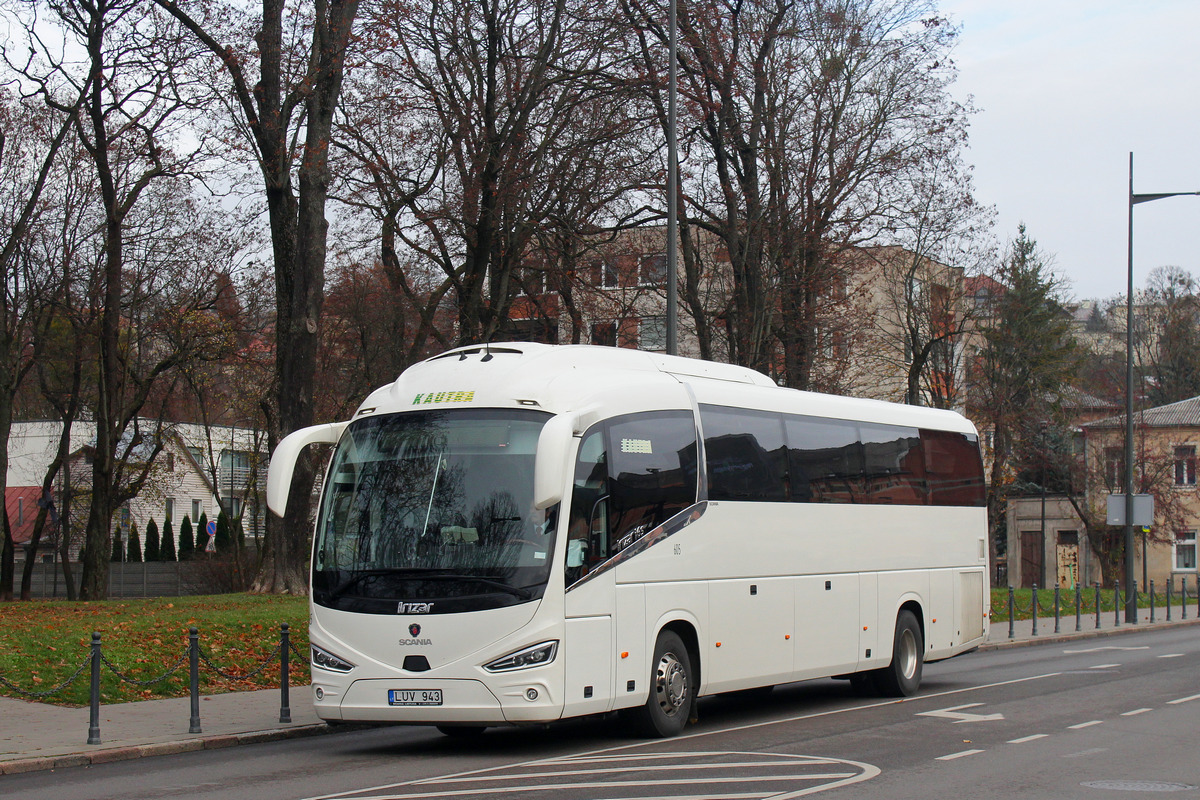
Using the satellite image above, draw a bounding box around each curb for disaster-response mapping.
[979,615,1200,652]
[0,723,335,776]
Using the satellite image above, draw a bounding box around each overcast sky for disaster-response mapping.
[939,0,1200,302]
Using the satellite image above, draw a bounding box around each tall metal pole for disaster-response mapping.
[1125,152,1200,623]
[665,0,679,355]
[1124,152,1136,623]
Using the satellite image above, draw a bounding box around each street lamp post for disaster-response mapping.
[1124,152,1200,623]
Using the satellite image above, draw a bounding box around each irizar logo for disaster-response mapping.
[398,601,434,614]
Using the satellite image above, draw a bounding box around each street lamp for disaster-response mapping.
[1124,151,1200,623]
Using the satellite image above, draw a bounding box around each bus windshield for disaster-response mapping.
[312,408,554,614]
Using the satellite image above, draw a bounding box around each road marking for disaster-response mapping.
[917,703,1004,723]
[936,749,984,761]
[1069,720,1104,729]
[1168,694,1200,704]
[1008,734,1048,744]
[1089,663,1120,669]
[311,752,881,800]
[1063,646,1148,654]
[1158,653,1185,659]
[1121,708,1153,716]
[303,673,1062,800]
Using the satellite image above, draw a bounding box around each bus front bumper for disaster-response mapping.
[315,677,562,725]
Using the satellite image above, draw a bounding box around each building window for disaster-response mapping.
[1104,447,1124,491]
[640,253,667,286]
[591,259,618,289]
[591,321,617,347]
[640,316,666,351]
[1175,529,1197,571]
[1174,446,1196,486]
[165,498,174,521]
[192,499,202,520]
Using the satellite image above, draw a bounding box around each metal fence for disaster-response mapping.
[18,561,249,599]
[990,576,1199,639]
[0,624,302,745]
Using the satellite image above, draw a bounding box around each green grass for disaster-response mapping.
[0,594,309,707]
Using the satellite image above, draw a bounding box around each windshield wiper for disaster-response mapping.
[327,569,395,601]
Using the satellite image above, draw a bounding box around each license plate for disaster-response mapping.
[388,689,443,706]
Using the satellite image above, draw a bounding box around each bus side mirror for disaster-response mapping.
[267,422,349,517]
[533,413,577,510]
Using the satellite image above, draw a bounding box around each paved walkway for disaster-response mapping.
[2,605,1198,776]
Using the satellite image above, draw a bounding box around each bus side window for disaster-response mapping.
[606,412,697,546]
[567,430,607,582]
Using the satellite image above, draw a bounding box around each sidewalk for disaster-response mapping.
[3,606,1199,776]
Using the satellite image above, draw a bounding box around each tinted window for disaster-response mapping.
[860,423,926,505]
[566,411,697,583]
[701,405,788,501]
[785,417,861,503]
[922,429,986,506]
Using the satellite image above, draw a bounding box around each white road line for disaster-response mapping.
[1168,694,1200,704]
[1069,720,1104,729]
[1089,663,1120,669]
[1007,734,1048,744]
[1121,708,1153,716]
[936,749,984,761]
[1158,653,1185,659]
[429,761,833,783]
[344,774,861,800]
[301,673,1061,800]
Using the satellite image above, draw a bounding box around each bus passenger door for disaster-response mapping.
[563,615,613,717]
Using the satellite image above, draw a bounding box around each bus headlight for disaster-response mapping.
[483,641,559,673]
[312,645,356,673]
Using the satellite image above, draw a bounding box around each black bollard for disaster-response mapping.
[280,623,292,724]
[189,627,202,734]
[87,632,102,745]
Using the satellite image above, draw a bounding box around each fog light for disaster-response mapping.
[315,687,325,700]
[525,688,539,701]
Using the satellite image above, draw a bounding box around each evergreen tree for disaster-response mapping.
[161,517,176,561]
[178,515,195,561]
[128,524,142,563]
[145,518,161,561]
[972,224,1082,563]
[196,511,210,554]
[110,531,123,562]
[215,511,232,554]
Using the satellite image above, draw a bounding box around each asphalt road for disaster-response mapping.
[9,626,1200,800]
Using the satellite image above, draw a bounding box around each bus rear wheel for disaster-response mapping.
[873,610,923,697]
[626,630,695,738]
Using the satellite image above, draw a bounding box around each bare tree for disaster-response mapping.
[0,93,78,599]
[154,0,361,593]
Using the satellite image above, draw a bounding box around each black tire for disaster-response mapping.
[436,725,486,738]
[873,610,923,697]
[625,630,695,738]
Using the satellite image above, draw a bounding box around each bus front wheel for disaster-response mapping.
[873,610,923,697]
[626,630,695,738]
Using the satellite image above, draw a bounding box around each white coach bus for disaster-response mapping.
[267,343,989,738]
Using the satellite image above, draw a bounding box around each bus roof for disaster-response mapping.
[356,343,976,435]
